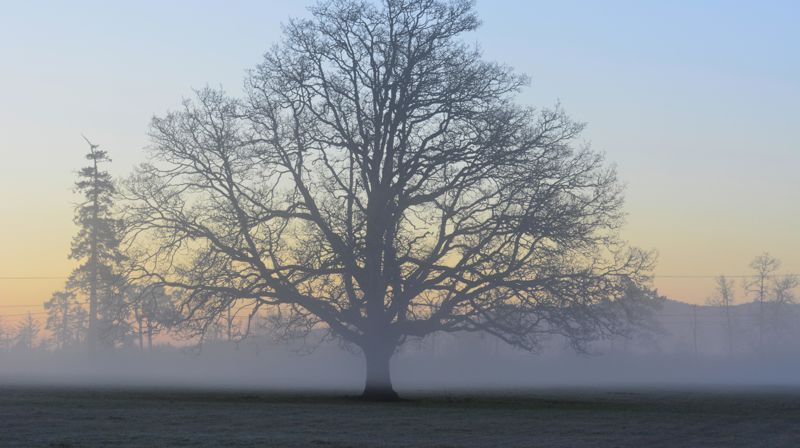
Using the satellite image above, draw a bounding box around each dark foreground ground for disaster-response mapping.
[1,386,799,447]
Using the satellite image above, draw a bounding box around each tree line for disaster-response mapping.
[707,254,798,354]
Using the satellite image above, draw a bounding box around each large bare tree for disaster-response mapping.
[125,0,654,399]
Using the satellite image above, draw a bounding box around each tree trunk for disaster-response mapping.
[88,154,99,357]
[725,306,733,356]
[137,317,144,352]
[147,321,153,352]
[361,343,398,401]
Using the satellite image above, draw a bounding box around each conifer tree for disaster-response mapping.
[63,137,127,354]
[43,290,88,350]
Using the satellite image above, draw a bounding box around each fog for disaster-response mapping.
[3,303,800,393]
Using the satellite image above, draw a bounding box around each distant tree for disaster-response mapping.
[125,0,654,399]
[185,301,249,349]
[765,274,799,343]
[128,284,179,351]
[14,313,41,352]
[0,318,8,352]
[44,290,88,350]
[68,137,128,354]
[772,275,798,305]
[744,253,780,349]
[706,275,736,354]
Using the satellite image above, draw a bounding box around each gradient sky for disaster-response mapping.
[0,0,798,315]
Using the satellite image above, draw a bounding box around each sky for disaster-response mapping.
[0,0,798,315]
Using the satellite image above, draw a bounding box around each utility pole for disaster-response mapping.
[227,303,233,342]
[692,304,698,358]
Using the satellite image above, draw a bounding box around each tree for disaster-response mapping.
[128,284,179,351]
[125,0,653,399]
[706,275,736,354]
[14,313,41,352]
[69,137,127,354]
[0,318,8,352]
[765,274,799,343]
[744,253,780,349]
[772,275,798,306]
[44,290,88,350]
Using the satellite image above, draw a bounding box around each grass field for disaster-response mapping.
[1,386,799,447]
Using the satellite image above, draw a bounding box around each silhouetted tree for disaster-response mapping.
[765,274,799,343]
[14,313,41,352]
[44,290,88,350]
[0,318,9,352]
[771,275,798,305]
[744,253,780,349]
[707,275,736,354]
[128,284,179,351]
[70,137,127,354]
[125,0,653,399]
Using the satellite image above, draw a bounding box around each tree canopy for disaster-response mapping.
[125,0,654,399]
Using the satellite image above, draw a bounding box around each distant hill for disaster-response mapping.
[412,297,800,358]
[601,297,800,356]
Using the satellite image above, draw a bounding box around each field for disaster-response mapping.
[1,386,799,447]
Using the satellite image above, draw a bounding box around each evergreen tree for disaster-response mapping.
[43,290,88,350]
[14,313,41,352]
[67,137,127,353]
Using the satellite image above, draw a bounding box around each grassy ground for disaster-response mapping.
[1,386,799,447]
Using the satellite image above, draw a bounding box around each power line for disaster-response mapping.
[2,274,798,280]
[0,277,66,280]
[0,304,47,308]
[0,311,48,317]
[653,274,799,279]
[0,301,89,309]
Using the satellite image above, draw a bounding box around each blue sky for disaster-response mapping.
[0,0,798,304]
